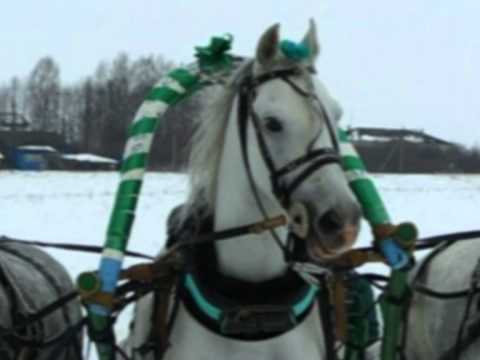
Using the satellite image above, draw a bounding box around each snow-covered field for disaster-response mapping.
[1,171,480,352]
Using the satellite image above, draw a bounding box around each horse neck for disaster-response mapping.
[213,101,288,282]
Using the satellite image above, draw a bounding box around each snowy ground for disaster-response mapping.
[1,171,480,356]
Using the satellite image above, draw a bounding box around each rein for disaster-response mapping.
[5,228,480,359]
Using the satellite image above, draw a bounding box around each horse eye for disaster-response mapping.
[264,117,284,133]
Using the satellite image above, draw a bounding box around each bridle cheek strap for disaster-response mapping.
[238,71,341,205]
[280,152,340,202]
[237,84,290,256]
[236,67,342,259]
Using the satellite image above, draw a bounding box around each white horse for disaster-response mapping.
[0,239,83,359]
[125,21,362,360]
[403,240,480,360]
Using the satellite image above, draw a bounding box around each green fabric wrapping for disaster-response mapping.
[339,128,394,360]
[90,37,239,360]
[121,153,148,173]
[105,180,142,251]
[145,86,182,103]
[169,68,200,88]
[380,271,410,360]
[128,117,157,137]
[350,179,391,225]
[91,67,201,360]
[346,276,380,352]
[339,128,390,225]
[105,68,200,254]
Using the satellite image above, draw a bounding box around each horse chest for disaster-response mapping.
[165,304,325,360]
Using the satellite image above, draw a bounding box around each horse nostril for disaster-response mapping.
[317,210,344,234]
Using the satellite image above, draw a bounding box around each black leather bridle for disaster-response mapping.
[236,66,342,260]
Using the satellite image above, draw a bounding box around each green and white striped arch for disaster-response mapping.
[338,128,390,226]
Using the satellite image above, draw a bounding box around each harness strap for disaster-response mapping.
[237,82,289,257]
[284,152,340,196]
[318,277,337,360]
[0,236,155,260]
[151,273,177,357]
[0,243,76,350]
[0,291,79,340]
[439,316,480,360]
[275,148,339,178]
[332,274,348,342]
[172,215,288,249]
[181,272,319,340]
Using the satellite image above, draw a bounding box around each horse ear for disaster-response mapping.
[256,23,281,68]
[301,19,320,61]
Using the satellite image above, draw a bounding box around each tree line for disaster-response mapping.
[1,54,479,173]
[0,53,196,169]
[356,140,480,173]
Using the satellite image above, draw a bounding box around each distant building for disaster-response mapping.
[61,153,118,171]
[0,113,119,171]
[349,127,463,173]
[13,146,63,170]
[0,112,68,170]
[349,127,454,147]
[0,130,66,170]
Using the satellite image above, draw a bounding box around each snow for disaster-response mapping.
[358,134,424,143]
[0,171,188,348]
[62,153,118,164]
[17,145,58,152]
[1,171,480,356]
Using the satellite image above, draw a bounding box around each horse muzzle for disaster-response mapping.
[288,201,361,261]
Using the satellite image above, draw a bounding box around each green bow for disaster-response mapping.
[195,34,234,73]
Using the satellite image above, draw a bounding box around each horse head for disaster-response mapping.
[240,21,361,261]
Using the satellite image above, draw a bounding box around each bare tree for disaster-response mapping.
[59,85,84,145]
[9,77,21,120]
[26,57,61,132]
[0,86,8,115]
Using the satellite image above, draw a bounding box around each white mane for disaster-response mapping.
[181,61,253,221]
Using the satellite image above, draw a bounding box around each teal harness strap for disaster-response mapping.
[184,274,222,321]
[184,272,318,323]
[292,284,319,317]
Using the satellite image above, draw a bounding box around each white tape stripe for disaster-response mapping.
[163,77,186,94]
[133,100,169,123]
[340,142,358,158]
[121,168,145,181]
[102,248,124,261]
[345,169,370,183]
[123,133,154,159]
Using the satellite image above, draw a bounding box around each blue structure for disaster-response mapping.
[3,145,59,170]
[0,130,66,170]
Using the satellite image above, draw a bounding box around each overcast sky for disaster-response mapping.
[1,0,479,146]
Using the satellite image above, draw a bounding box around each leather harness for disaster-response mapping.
[137,65,348,359]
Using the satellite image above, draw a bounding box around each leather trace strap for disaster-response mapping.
[167,215,288,252]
